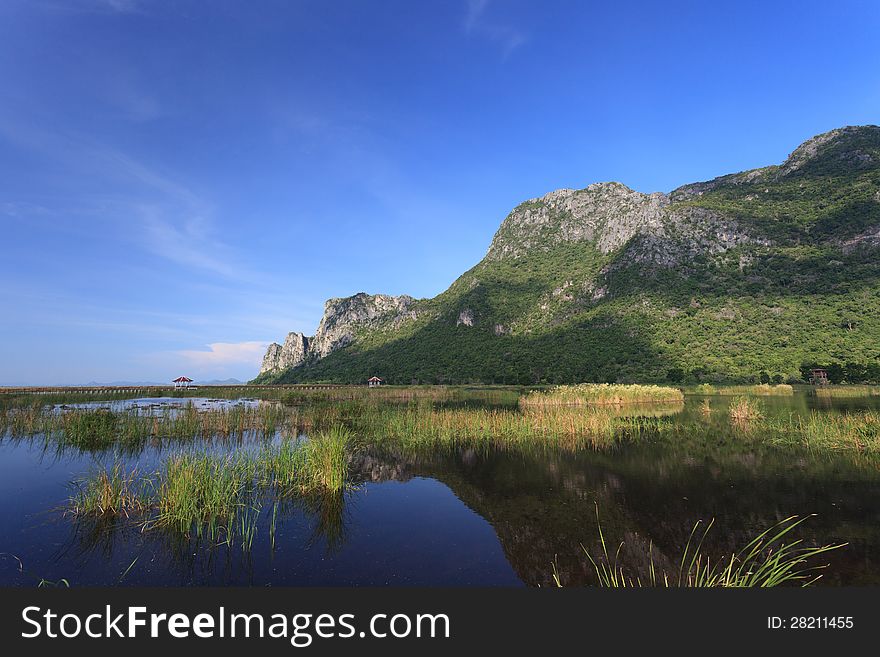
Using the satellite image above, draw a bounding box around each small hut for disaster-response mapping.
[809,368,829,386]
[367,376,383,387]
[173,376,194,389]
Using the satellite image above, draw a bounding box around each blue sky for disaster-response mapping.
[1,0,878,385]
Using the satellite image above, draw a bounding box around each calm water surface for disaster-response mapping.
[2,393,879,587]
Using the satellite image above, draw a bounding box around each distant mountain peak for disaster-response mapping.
[485,181,669,260]
[779,124,880,177]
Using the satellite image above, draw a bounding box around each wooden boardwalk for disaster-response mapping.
[0,384,350,396]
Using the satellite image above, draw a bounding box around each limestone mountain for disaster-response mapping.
[259,293,417,376]
[254,125,880,385]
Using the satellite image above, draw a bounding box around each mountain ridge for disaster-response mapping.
[255,125,880,385]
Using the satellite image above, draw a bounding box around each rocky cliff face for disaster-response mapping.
[485,182,670,260]
[482,179,767,281]
[255,125,880,384]
[777,125,876,177]
[260,332,310,375]
[259,293,417,375]
[310,293,417,358]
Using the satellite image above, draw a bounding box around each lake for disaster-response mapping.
[1,388,879,587]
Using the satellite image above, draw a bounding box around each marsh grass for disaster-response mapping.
[69,427,356,549]
[766,412,880,453]
[69,462,152,517]
[814,385,880,398]
[0,384,527,414]
[729,396,764,425]
[560,512,844,588]
[282,385,455,404]
[279,385,521,407]
[699,399,712,417]
[718,384,794,396]
[302,426,351,492]
[352,404,653,451]
[753,383,794,396]
[15,384,880,468]
[4,403,292,449]
[520,384,684,407]
[62,410,120,449]
[155,453,254,534]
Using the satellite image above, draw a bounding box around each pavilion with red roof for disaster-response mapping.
[173,376,193,389]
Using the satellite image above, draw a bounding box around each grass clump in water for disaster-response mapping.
[718,384,794,396]
[68,427,356,548]
[520,384,684,407]
[5,402,293,450]
[556,512,844,587]
[699,399,712,417]
[69,462,152,517]
[155,454,254,533]
[62,409,120,448]
[815,385,880,398]
[728,396,763,425]
[303,426,352,493]
[260,427,353,494]
[753,383,794,396]
[769,411,880,453]
[356,404,646,451]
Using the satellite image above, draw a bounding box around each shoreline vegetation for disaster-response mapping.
[3,381,877,410]
[1,384,879,455]
[815,385,880,398]
[0,383,876,584]
[69,427,353,550]
[690,383,795,396]
[519,383,684,407]
[0,384,523,407]
[554,512,845,588]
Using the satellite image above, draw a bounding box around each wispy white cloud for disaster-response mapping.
[0,113,265,282]
[176,341,270,368]
[463,0,527,56]
[0,279,314,345]
[103,78,164,122]
[97,0,141,12]
[1,201,52,218]
[464,0,490,31]
[136,205,247,280]
[34,0,145,16]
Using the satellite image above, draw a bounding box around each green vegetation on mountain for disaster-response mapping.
[256,126,880,385]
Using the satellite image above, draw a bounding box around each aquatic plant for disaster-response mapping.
[68,429,356,549]
[69,462,152,517]
[728,396,763,425]
[699,398,712,417]
[557,513,844,588]
[155,453,254,532]
[62,410,123,449]
[520,384,684,407]
[718,384,794,396]
[353,404,646,451]
[0,553,73,588]
[16,385,880,462]
[4,403,294,449]
[814,385,880,398]
[302,426,352,493]
[767,411,880,453]
[753,383,794,396]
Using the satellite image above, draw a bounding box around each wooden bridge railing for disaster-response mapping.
[0,384,351,395]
